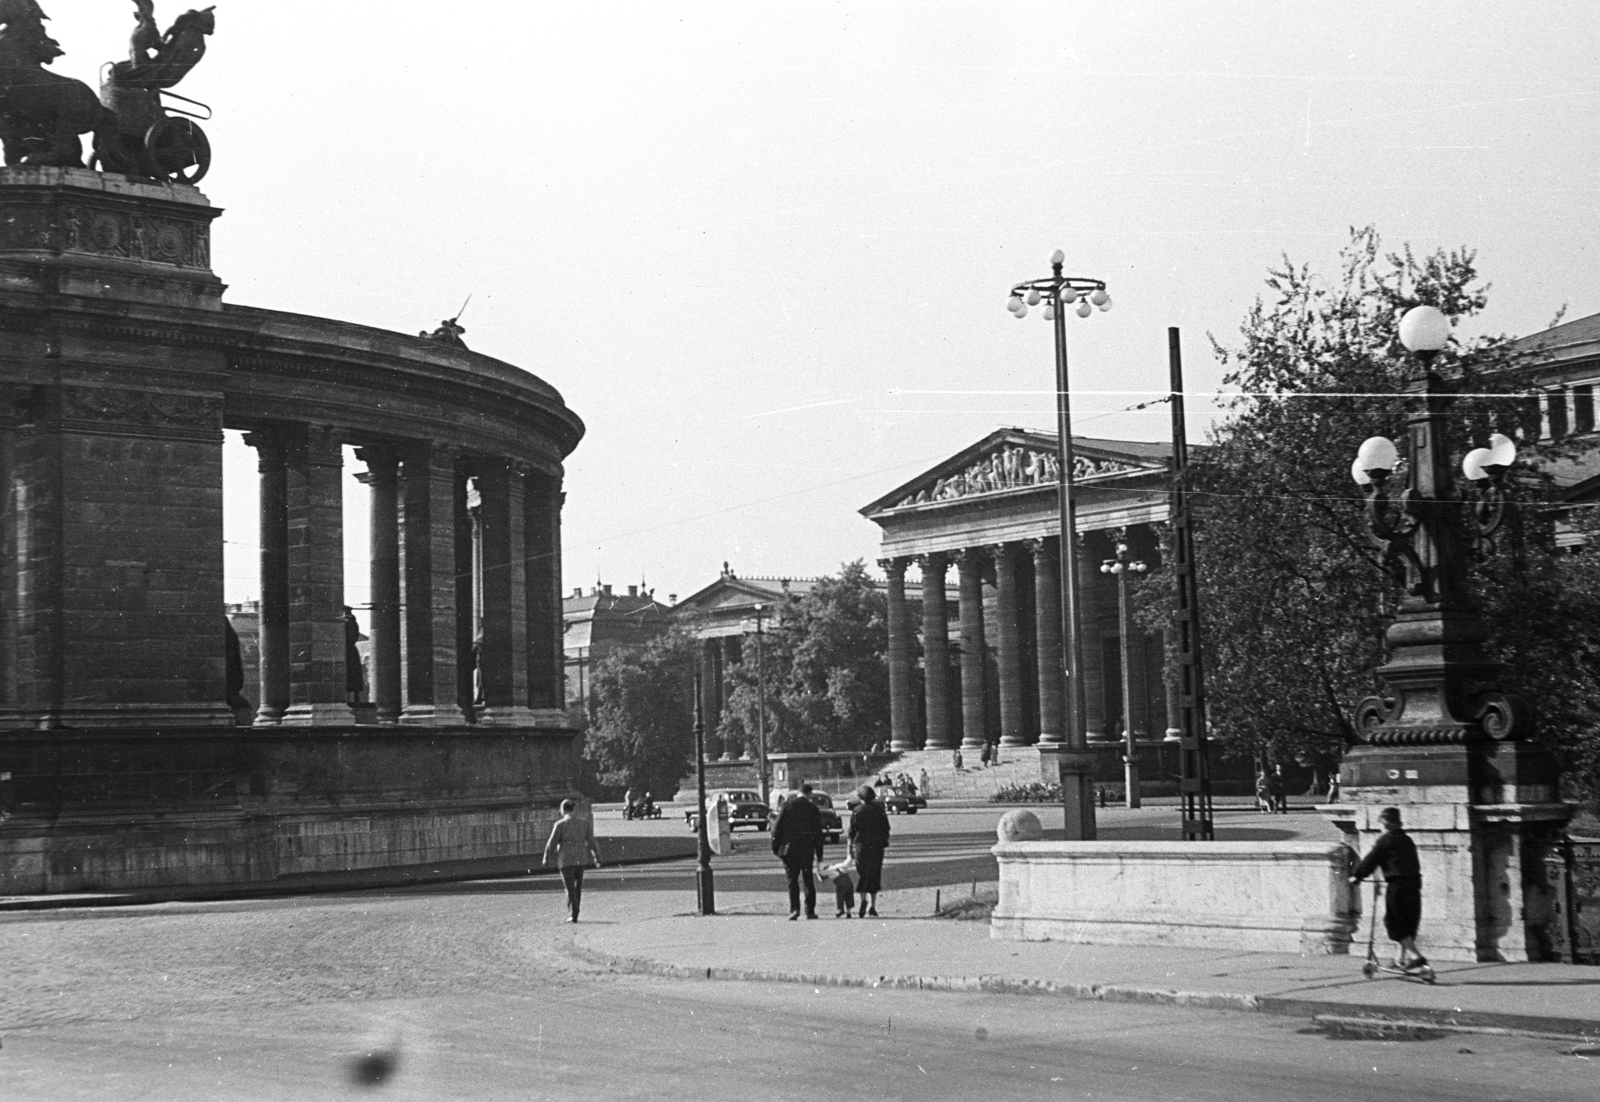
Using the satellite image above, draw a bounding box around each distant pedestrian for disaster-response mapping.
[1255,769,1270,814]
[542,799,602,922]
[952,748,963,771]
[1349,807,1427,973]
[1327,773,1341,804]
[1270,766,1288,814]
[771,783,825,919]
[979,742,991,767]
[848,784,891,918]
[918,768,930,799]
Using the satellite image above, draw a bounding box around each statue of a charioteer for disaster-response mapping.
[0,0,215,183]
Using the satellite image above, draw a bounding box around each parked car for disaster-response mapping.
[809,791,844,844]
[882,787,926,815]
[684,790,771,832]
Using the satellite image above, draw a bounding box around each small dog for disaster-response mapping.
[820,859,856,918]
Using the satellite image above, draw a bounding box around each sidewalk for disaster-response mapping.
[571,882,1600,1041]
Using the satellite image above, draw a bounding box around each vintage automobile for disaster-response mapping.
[684,790,771,833]
[809,791,844,844]
[882,786,927,815]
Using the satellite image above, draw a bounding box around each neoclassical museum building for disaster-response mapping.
[0,168,581,893]
[861,428,1186,787]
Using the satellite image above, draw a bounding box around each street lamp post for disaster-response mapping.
[753,603,769,808]
[1100,536,1148,809]
[693,670,715,916]
[1007,250,1112,841]
[1346,304,1527,744]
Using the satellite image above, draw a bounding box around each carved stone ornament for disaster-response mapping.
[61,386,218,428]
[60,205,208,268]
[894,445,1140,508]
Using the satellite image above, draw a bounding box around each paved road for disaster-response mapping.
[8,806,1591,1100]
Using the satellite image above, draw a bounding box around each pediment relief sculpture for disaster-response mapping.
[893,445,1142,508]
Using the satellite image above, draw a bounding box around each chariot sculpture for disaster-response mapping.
[0,0,215,183]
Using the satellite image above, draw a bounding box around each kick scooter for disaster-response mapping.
[1360,879,1436,984]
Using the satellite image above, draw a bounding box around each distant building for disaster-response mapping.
[563,582,671,717]
[670,562,919,760]
[1511,310,1600,533]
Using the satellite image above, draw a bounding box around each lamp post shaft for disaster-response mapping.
[1116,557,1141,809]
[1052,260,1096,841]
[755,608,769,808]
[693,671,715,915]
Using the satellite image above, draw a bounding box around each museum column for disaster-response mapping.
[920,552,954,750]
[1079,532,1113,743]
[399,441,466,726]
[357,445,402,725]
[700,640,723,760]
[284,426,354,725]
[882,556,916,751]
[1029,537,1065,745]
[993,543,1027,747]
[245,430,290,726]
[524,472,564,711]
[956,547,989,751]
[720,635,740,758]
[476,459,535,725]
[454,458,478,718]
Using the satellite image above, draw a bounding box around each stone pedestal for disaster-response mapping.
[1322,741,1572,962]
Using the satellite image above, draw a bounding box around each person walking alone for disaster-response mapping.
[543,798,603,923]
[771,783,825,920]
[848,785,890,918]
[1349,806,1428,973]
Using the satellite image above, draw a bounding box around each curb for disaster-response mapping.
[569,938,1600,1042]
[0,849,695,913]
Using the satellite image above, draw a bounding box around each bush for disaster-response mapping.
[991,781,1062,804]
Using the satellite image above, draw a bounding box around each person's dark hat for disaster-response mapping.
[1379,806,1402,825]
[857,785,876,803]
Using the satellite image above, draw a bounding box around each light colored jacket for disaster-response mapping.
[543,814,599,868]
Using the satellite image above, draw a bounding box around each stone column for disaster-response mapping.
[719,635,739,759]
[1080,533,1113,743]
[881,556,915,751]
[700,640,722,760]
[357,445,401,725]
[284,427,354,725]
[993,543,1027,747]
[1028,537,1065,745]
[955,547,989,751]
[524,472,564,710]
[455,462,478,719]
[399,441,465,725]
[244,431,290,725]
[919,552,954,750]
[476,459,535,725]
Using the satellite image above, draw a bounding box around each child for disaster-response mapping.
[819,856,857,918]
[1349,806,1427,973]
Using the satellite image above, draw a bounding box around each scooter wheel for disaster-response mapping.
[1362,962,1378,979]
[1418,967,1436,984]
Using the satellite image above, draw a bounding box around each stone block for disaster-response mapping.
[992,839,1358,955]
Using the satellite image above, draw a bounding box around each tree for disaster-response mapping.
[716,561,890,754]
[1158,226,1600,800]
[581,628,698,798]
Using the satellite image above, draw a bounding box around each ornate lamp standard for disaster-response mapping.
[1100,537,1148,809]
[1330,303,1569,961]
[1007,250,1112,841]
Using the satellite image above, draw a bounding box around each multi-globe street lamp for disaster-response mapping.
[1346,303,1526,746]
[1007,250,1111,840]
[1100,537,1148,809]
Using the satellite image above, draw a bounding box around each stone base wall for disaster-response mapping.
[992,840,1358,955]
[0,725,579,894]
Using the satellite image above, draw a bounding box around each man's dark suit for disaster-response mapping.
[771,793,825,918]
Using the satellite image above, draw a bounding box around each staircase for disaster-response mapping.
[887,747,1047,802]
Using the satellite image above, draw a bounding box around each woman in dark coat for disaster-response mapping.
[848,785,891,917]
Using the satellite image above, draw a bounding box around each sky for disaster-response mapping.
[37,1,1600,608]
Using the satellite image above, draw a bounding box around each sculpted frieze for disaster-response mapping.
[62,387,219,429]
[894,445,1142,507]
[60,207,210,269]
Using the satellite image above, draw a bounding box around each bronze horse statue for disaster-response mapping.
[97,2,216,181]
[0,0,116,167]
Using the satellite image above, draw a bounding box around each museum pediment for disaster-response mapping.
[878,434,1163,512]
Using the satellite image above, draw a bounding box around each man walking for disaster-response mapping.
[543,798,603,923]
[771,783,825,920]
[1349,806,1427,973]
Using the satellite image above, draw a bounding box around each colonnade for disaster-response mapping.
[881,527,1168,754]
[243,428,566,727]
